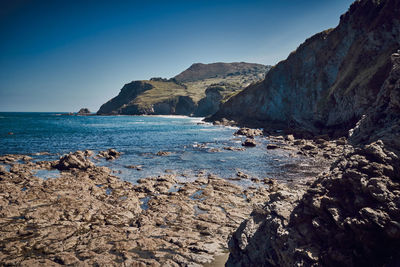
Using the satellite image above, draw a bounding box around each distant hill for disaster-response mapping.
[174,62,267,83]
[97,62,270,116]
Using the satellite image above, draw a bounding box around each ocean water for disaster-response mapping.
[0,112,315,184]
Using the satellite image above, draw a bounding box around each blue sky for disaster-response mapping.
[0,0,354,112]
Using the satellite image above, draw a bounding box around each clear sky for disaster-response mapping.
[0,0,354,112]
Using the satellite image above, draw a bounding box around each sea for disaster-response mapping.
[0,112,318,185]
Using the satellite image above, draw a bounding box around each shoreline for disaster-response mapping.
[0,148,277,265]
[0,131,350,265]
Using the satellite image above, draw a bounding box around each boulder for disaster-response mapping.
[242,138,256,147]
[285,134,295,142]
[234,128,263,138]
[156,151,172,156]
[236,171,250,179]
[97,149,121,160]
[55,150,95,170]
[213,118,236,126]
[223,146,246,151]
[266,144,280,150]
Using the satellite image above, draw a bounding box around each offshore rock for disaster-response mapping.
[156,151,171,156]
[77,108,91,115]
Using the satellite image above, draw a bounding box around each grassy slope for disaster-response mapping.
[132,81,187,109]
[131,73,265,109]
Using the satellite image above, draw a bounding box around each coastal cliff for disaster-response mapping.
[97,63,270,116]
[226,14,400,267]
[209,0,400,137]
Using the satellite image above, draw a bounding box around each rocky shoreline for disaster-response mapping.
[0,127,353,266]
[0,150,269,266]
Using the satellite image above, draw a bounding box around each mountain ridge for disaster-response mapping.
[174,62,267,83]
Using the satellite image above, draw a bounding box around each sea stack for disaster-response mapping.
[77,108,91,115]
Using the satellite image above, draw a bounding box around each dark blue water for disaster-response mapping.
[0,112,307,184]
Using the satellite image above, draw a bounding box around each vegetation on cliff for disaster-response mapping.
[97,62,270,116]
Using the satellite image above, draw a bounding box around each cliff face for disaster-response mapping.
[227,50,400,267]
[194,83,240,117]
[350,51,400,153]
[97,81,154,115]
[97,63,270,116]
[210,0,400,136]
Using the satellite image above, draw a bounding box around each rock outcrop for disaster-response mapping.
[234,127,263,138]
[97,63,270,116]
[242,138,257,147]
[227,50,400,266]
[228,140,400,266]
[55,150,94,170]
[97,149,121,161]
[77,108,91,115]
[209,0,400,137]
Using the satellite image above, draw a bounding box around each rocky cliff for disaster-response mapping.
[209,0,400,137]
[97,63,270,116]
[194,82,241,117]
[97,81,155,115]
[226,49,400,266]
[350,51,400,153]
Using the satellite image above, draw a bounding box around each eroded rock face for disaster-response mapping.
[228,140,400,266]
[350,51,400,154]
[195,85,226,117]
[97,81,154,115]
[227,51,400,266]
[210,0,400,136]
